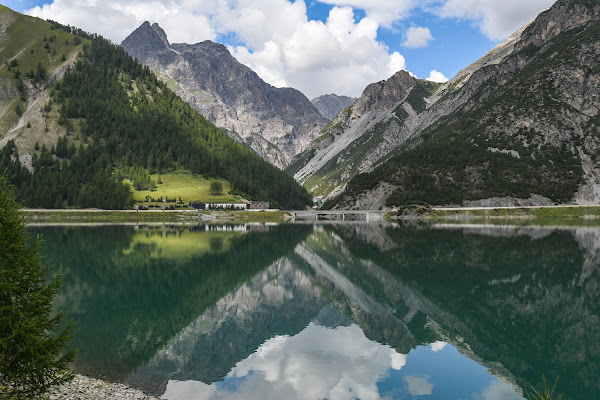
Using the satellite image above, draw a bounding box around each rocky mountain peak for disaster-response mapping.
[121,21,170,60]
[121,23,327,168]
[193,40,229,54]
[150,22,170,46]
[514,0,599,52]
[311,94,356,120]
[325,0,600,209]
[354,70,416,115]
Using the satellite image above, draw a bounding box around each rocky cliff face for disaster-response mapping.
[122,23,327,168]
[311,94,356,120]
[287,71,440,198]
[324,0,600,209]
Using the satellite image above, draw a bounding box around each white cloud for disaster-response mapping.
[434,0,555,40]
[426,70,448,83]
[387,51,407,78]
[390,352,407,370]
[316,0,420,26]
[403,375,434,396]
[27,0,216,44]
[402,26,433,48]
[27,0,410,98]
[227,5,408,98]
[24,0,552,98]
[158,11,215,44]
[481,380,524,400]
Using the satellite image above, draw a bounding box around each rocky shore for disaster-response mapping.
[48,375,159,400]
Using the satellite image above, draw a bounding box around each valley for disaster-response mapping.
[0,0,598,213]
[1,2,599,399]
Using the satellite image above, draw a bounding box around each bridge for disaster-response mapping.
[291,210,387,222]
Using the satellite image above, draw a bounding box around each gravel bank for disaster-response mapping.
[48,375,159,399]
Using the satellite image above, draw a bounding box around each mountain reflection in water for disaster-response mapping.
[32,223,600,400]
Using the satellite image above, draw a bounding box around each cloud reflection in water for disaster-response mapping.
[164,323,404,400]
[162,323,522,400]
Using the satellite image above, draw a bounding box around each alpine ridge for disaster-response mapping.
[121,22,328,169]
[300,0,599,209]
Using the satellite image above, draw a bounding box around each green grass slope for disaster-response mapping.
[0,6,89,143]
[128,170,241,205]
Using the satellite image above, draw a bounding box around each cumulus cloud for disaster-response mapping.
[28,0,410,98]
[434,0,555,40]
[317,0,419,26]
[227,4,409,98]
[426,70,448,83]
[430,341,448,352]
[402,26,433,48]
[24,0,553,98]
[27,0,216,44]
[481,380,524,400]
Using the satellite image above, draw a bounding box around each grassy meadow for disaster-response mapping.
[127,170,243,206]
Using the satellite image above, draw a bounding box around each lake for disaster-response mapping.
[31,223,600,400]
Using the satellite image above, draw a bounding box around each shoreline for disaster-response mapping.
[427,205,600,227]
[389,205,600,227]
[22,209,293,224]
[20,205,600,227]
[48,375,159,400]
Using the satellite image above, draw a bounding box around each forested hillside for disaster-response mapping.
[0,11,311,209]
[327,0,599,209]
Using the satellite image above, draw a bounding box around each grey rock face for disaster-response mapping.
[122,23,327,168]
[311,94,356,120]
[288,70,439,198]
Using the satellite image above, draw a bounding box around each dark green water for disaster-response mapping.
[31,223,600,400]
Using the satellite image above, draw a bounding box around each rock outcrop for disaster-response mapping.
[122,23,327,168]
[311,94,356,120]
[287,70,441,199]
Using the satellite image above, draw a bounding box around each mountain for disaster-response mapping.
[287,23,528,199]
[311,94,356,120]
[0,7,312,209]
[287,71,441,198]
[121,22,328,169]
[125,257,327,395]
[294,0,600,208]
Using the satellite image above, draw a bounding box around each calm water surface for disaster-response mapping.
[31,223,600,400]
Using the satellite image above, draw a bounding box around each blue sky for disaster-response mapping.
[305,2,497,87]
[10,0,555,98]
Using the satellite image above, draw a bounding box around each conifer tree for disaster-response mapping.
[209,181,223,196]
[0,177,75,398]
